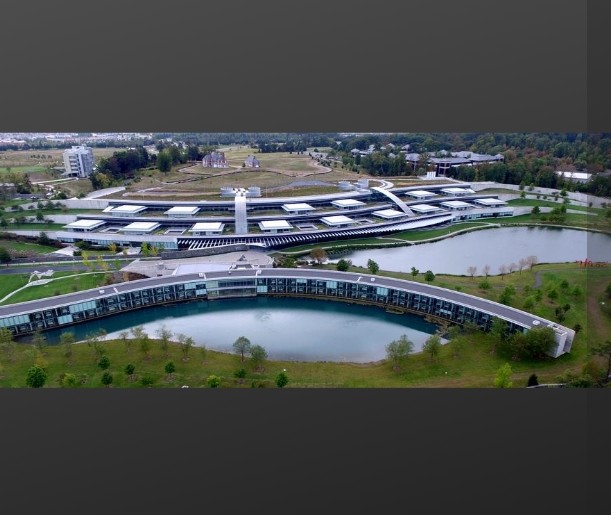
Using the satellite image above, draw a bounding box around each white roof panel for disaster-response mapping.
[165,206,200,215]
[331,199,366,207]
[122,222,160,231]
[321,215,356,224]
[372,209,405,218]
[259,220,292,229]
[64,219,105,229]
[410,204,443,212]
[190,222,224,231]
[111,204,147,213]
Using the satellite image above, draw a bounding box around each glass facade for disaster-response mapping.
[0,275,526,337]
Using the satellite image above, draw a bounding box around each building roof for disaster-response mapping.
[472,198,507,206]
[406,190,436,197]
[190,222,224,231]
[372,209,406,218]
[259,220,293,230]
[555,171,592,180]
[121,222,160,232]
[108,204,147,213]
[440,200,473,208]
[441,187,475,195]
[321,215,356,224]
[410,204,443,213]
[331,199,366,207]
[64,219,106,229]
[282,203,316,211]
[165,206,200,215]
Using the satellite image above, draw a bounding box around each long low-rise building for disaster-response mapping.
[0,268,574,358]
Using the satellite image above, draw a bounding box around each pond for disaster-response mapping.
[329,226,611,276]
[41,296,442,363]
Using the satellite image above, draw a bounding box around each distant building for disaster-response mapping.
[202,152,228,168]
[555,171,592,183]
[63,145,94,178]
[244,155,260,168]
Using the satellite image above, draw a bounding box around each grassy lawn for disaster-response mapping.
[0,320,593,389]
[0,240,59,255]
[0,272,109,305]
[3,223,65,231]
[0,262,607,388]
[507,198,604,214]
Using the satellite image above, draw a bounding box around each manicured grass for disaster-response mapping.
[0,323,589,389]
[3,223,65,230]
[0,262,606,388]
[507,198,600,213]
[0,240,59,254]
[0,273,33,299]
[0,272,109,305]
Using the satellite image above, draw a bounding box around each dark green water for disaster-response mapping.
[41,296,440,363]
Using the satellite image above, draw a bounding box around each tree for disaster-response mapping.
[367,259,379,275]
[410,267,419,279]
[101,371,113,387]
[97,355,110,370]
[494,363,513,388]
[467,266,477,279]
[591,340,611,384]
[0,246,11,266]
[498,264,508,279]
[336,258,351,272]
[250,344,268,371]
[310,247,328,264]
[164,361,176,375]
[179,334,194,361]
[423,334,442,362]
[424,270,435,283]
[206,375,221,388]
[0,327,16,361]
[119,331,131,353]
[526,255,538,271]
[385,334,414,370]
[531,205,540,215]
[60,332,76,360]
[499,285,516,305]
[60,372,79,388]
[31,330,47,354]
[512,327,557,360]
[233,336,252,362]
[275,372,289,388]
[35,211,44,222]
[156,324,173,357]
[527,373,539,387]
[508,262,517,274]
[26,365,47,388]
[518,258,528,273]
[157,150,172,172]
[482,264,490,278]
[38,231,52,246]
[124,363,136,376]
[131,326,150,359]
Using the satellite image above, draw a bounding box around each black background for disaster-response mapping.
[1,1,608,513]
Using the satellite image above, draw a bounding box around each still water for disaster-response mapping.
[330,227,611,276]
[42,297,440,363]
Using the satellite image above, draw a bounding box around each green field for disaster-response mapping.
[0,272,110,305]
[0,262,608,388]
[0,239,59,255]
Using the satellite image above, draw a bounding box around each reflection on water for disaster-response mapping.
[41,297,441,363]
[330,227,611,275]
